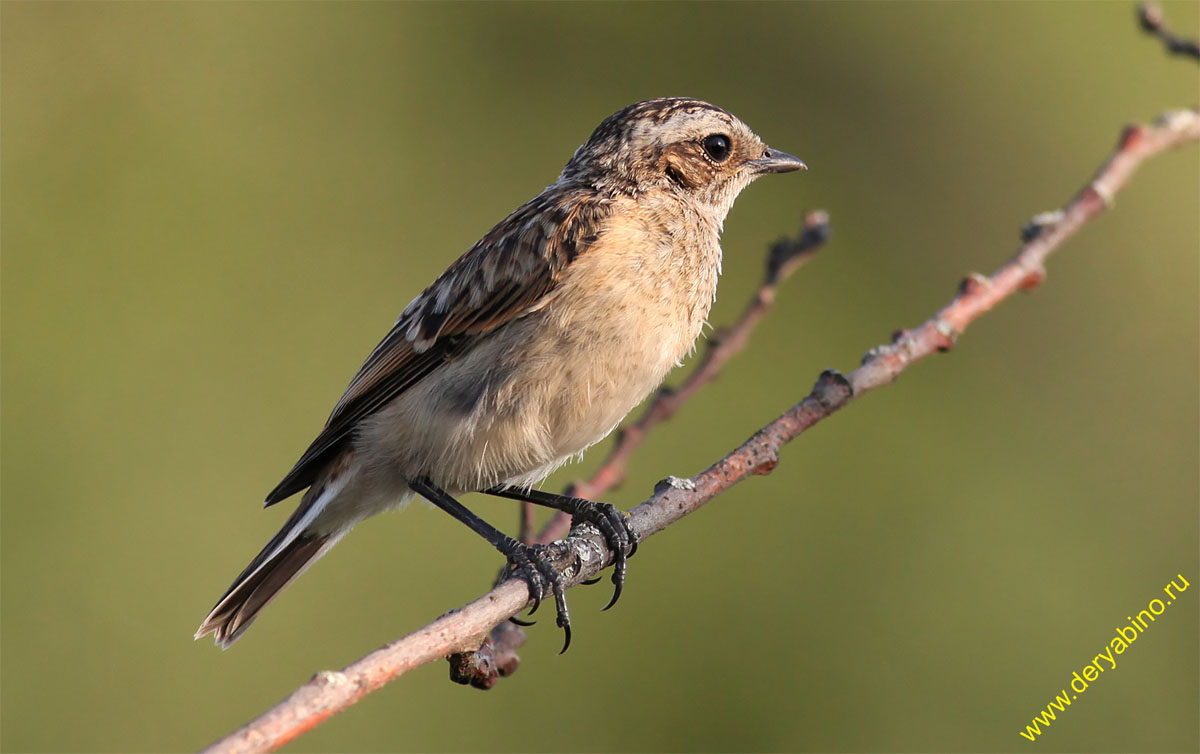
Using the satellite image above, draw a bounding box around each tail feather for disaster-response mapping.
[195,531,339,648]
[197,451,360,647]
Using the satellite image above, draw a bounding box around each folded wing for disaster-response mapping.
[264,191,611,505]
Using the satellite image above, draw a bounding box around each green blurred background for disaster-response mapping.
[3,2,1197,752]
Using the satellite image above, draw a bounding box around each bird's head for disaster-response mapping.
[561,97,805,220]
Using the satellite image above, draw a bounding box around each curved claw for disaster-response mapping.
[601,574,623,611]
[502,539,573,652]
[602,543,627,611]
[509,615,536,627]
[551,581,571,652]
[580,576,602,586]
[558,618,572,654]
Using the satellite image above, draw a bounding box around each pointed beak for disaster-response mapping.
[750,147,807,174]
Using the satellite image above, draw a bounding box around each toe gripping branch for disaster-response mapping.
[409,477,637,654]
[484,485,639,653]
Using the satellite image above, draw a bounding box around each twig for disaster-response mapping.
[200,107,1200,754]
[1138,3,1200,60]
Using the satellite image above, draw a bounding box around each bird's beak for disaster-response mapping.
[750,147,807,174]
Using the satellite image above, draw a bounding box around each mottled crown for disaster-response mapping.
[583,98,735,151]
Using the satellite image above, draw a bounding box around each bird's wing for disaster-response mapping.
[264,191,610,505]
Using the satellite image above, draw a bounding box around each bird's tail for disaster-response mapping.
[195,477,349,648]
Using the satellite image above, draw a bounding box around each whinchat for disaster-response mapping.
[196,97,806,651]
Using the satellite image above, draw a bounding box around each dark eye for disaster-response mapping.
[701,134,731,163]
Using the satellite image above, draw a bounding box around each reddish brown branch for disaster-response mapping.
[200,108,1198,754]
[1138,3,1200,61]
[848,111,1198,390]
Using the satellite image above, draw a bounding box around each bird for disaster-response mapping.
[195,97,805,652]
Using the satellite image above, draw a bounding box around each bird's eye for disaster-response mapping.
[701,134,732,163]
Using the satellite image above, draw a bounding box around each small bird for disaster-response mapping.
[195,97,805,651]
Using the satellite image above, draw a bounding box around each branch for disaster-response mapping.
[1138,2,1200,61]
[201,107,1199,754]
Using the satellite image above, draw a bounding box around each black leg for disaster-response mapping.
[408,477,574,652]
[483,485,638,611]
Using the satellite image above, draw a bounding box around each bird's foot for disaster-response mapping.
[485,487,639,651]
[564,499,638,611]
[499,540,573,653]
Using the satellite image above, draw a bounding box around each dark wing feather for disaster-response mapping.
[264,191,610,505]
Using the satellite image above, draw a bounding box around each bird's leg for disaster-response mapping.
[408,477,574,653]
[483,486,638,611]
